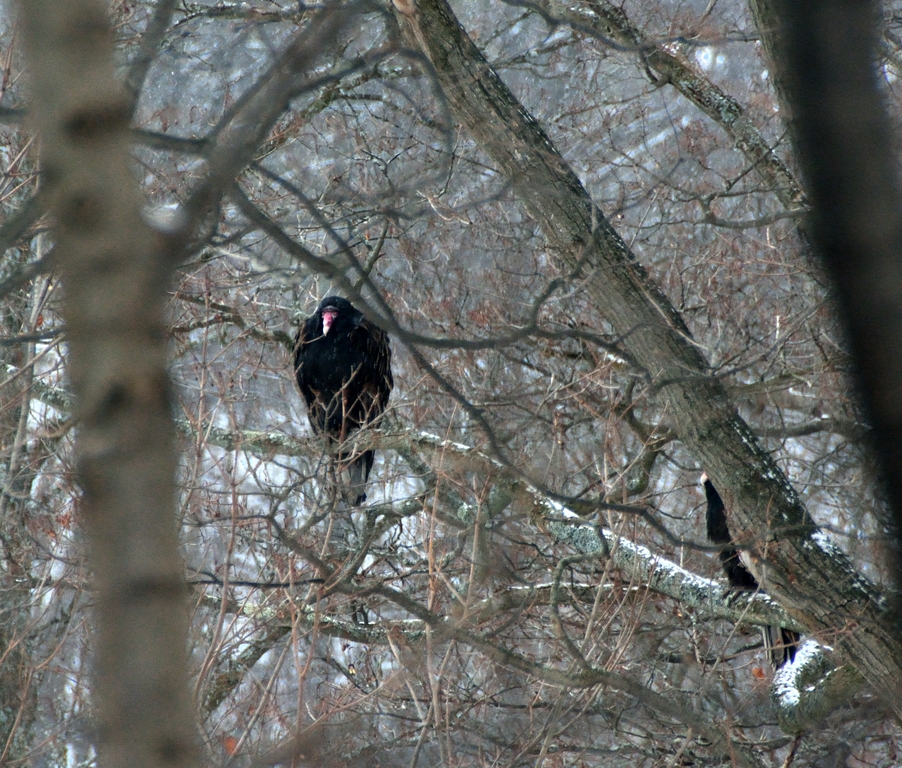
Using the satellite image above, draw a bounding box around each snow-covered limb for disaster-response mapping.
[534,497,805,633]
[16,370,73,412]
[410,432,804,632]
[772,640,864,732]
[173,420,311,455]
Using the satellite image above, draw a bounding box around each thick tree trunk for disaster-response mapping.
[17,2,198,767]
[391,0,902,718]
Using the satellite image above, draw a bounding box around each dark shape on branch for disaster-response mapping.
[701,474,799,668]
[294,296,393,505]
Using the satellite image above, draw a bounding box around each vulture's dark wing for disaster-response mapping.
[293,314,323,420]
[701,476,799,667]
[348,317,393,423]
[703,478,760,591]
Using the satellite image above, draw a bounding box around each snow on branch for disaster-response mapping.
[412,431,804,633]
[771,640,864,732]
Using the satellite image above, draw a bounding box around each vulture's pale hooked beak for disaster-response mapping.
[322,308,338,334]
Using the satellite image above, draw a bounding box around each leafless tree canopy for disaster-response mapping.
[3,0,902,766]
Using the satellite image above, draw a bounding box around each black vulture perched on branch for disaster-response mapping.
[701,474,799,668]
[294,296,393,505]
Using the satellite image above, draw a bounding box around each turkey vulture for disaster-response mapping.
[701,474,799,668]
[294,296,393,505]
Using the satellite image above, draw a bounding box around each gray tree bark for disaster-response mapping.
[16,2,198,767]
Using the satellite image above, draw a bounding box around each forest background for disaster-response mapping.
[3,0,902,766]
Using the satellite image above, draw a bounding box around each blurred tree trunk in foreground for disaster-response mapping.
[16,2,197,767]
[757,0,902,620]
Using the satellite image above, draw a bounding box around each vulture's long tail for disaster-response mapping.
[342,449,374,506]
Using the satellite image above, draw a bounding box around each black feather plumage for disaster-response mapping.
[701,475,799,668]
[702,477,760,591]
[294,297,393,505]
